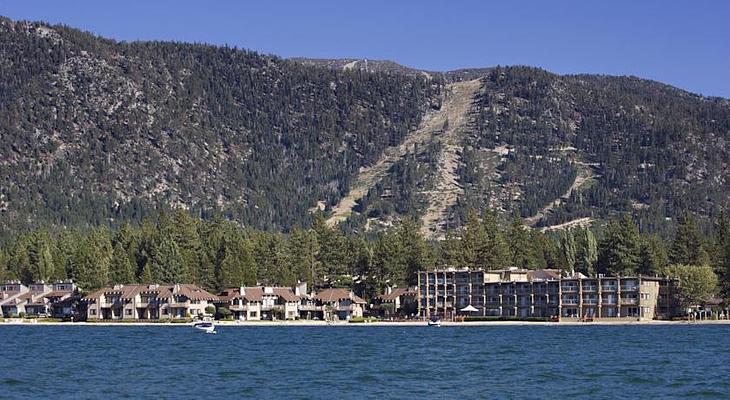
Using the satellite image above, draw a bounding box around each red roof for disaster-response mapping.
[314,288,365,304]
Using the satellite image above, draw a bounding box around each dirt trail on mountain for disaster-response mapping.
[325,79,482,228]
[525,164,596,226]
[419,79,481,239]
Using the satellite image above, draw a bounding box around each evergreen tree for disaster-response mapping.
[71,228,112,292]
[559,229,576,273]
[482,210,510,269]
[461,210,488,269]
[638,235,669,276]
[286,227,320,288]
[439,230,464,269]
[110,242,136,284]
[506,215,534,269]
[574,228,598,276]
[670,214,709,266]
[151,238,187,284]
[371,230,405,293]
[597,215,641,276]
[398,217,433,286]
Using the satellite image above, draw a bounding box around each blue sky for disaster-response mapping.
[2,1,729,97]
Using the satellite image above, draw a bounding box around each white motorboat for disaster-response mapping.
[427,316,441,327]
[193,317,216,334]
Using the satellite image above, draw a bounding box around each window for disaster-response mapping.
[250,311,257,317]
[90,309,96,315]
[162,309,169,315]
[125,309,132,315]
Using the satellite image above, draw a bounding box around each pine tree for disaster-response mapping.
[462,210,488,269]
[71,228,112,292]
[506,215,534,269]
[371,230,405,293]
[110,242,135,284]
[597,215,641,276]
[574,228,598,276]
[482,210,509,269]
[286,227,320,288]
[559,230,576,273]
[439,230,464,269]
[398,217,433,286]
[151,238,187,284]
[670,214,709,266]
[638,235,669,276]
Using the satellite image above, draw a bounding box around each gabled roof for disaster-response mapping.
[528,269,561,281]
[83,284,218,301]
[218,286,300,303]
[314,288,365,304]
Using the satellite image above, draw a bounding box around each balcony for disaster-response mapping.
[582,286,597,292]
[621,286,638,292]
[620,298,638,305]
[601,285,617,292]
[602,298,617,305]
[169,302,190,308]
[582,298,598,305]
[562,298,579,305]
[561,286,578,292]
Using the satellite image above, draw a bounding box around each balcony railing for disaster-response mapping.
[601,286,617,292]
[582,286,597,292]
[621,284,638,291]
[620,298,638,305]
[583,299,598,305]
[561,286,578,292]
[562,299,579,305]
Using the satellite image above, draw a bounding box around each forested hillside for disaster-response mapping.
[460,67,730,236]
[1,17,729,241]
[0,18,439,236]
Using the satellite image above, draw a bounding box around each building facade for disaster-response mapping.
[217,285,303,321]
[1,281,77,317]
[417,269,680,321]
[83,284,218,320]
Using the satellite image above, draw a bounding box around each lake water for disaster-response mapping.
[1,324,729,399]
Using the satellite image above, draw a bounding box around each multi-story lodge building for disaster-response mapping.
[83,284,218,320]
[417,268,680,321]
[216,285,303,321]
[1,281,77,317]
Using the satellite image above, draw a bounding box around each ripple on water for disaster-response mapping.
[0,325,729,399]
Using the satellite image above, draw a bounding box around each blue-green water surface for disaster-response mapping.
[1,324,728,399]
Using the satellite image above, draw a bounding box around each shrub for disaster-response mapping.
[215,307,232,320]
[205,305,216,315]
[18,312,25,319]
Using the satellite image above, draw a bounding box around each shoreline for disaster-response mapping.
[2,319,730,327]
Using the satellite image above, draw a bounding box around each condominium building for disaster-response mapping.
[417,268,679,321]
[83,283,218,320]
[299,288,366,321]
[1,281,77,317]
[216,284,303,321]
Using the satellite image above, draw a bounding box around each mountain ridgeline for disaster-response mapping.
[1,17,729,239]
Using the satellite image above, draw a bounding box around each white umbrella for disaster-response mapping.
[460,305,479,313]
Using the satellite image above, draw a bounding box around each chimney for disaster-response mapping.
[174,284,180,293]
[296,281,307,297]
[386,286,392,295]
[239,286,246,296]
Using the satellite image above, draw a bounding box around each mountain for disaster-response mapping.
[1,17,728,239]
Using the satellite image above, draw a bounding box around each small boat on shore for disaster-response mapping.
[192,317,216,334]
[428,316,441,327]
